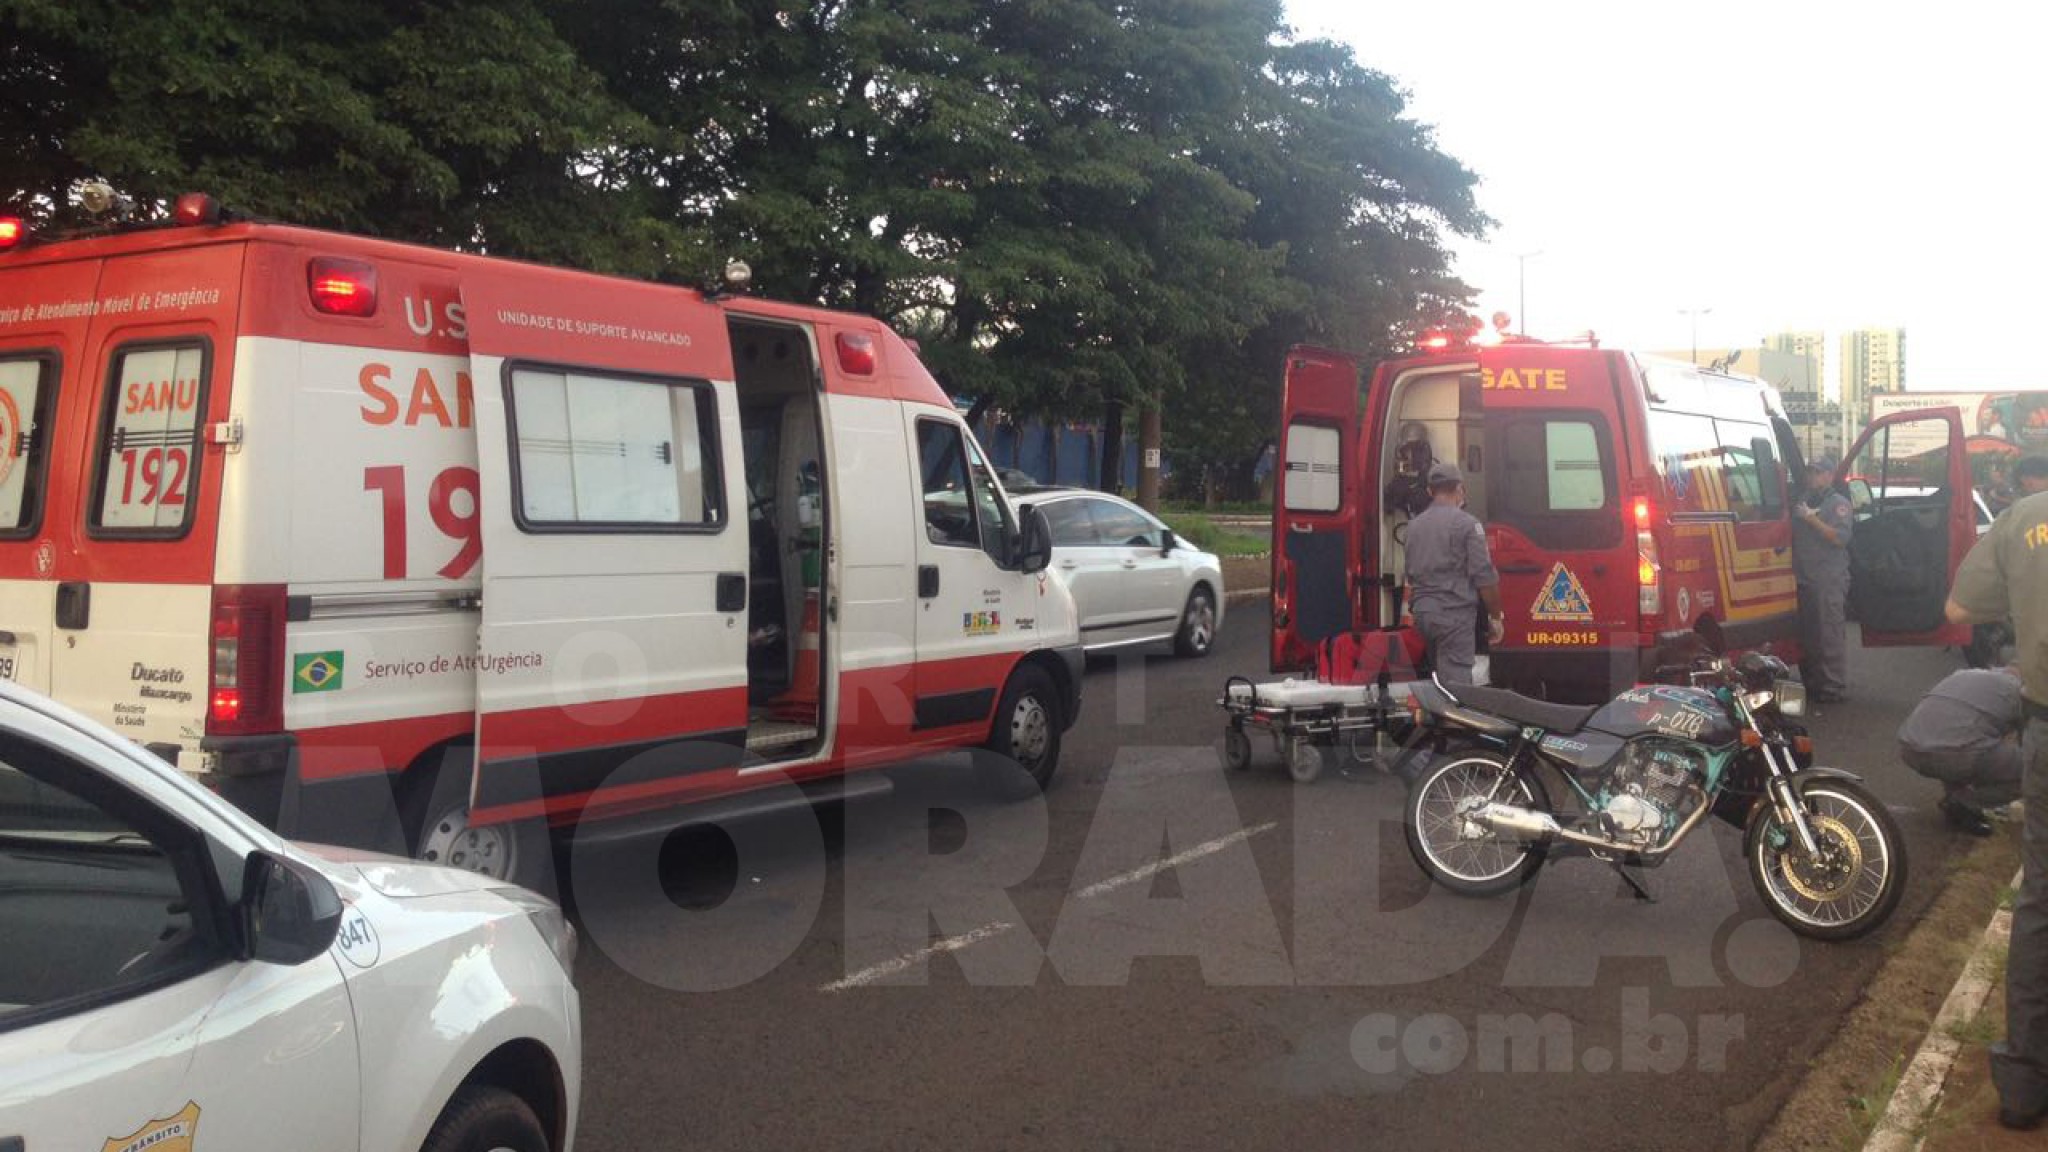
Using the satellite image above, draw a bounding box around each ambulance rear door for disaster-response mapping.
[1839,405,1973,648]
[47,243,242,755]
[461,274,751,825]
[1271,345,1362,672]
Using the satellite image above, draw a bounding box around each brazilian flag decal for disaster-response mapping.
[294,651,344,694]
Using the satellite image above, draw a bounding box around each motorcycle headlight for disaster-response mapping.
[1773,679,1807,718]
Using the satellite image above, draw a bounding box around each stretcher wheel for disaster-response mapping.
[1286,737,1325,784]
[1222,726,1253,772]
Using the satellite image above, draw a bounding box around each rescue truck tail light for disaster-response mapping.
[835,331,877,376]
[0,217,23,251]
[308,257,379,317]
[1634,494,1663,616]
[173,193,223,227]
[209,585,287,736]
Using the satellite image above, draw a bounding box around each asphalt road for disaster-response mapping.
[564,617,1969,1152]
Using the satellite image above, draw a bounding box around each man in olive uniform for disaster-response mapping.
[1947,487,2048,1129]
[1793,463,1855,703]
[1404,462,1503,684]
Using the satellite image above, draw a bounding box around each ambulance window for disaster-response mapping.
[1283,422,1341,512]
[917,420,979,548]
[507,367,723,530]
[1488,414,1619,550]
[963,435,1015,562]
[0,355,57,537]
[91,343,208,537]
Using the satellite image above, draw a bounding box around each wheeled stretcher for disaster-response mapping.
[1217,675,1420,783]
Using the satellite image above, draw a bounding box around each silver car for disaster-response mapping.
[1019,490,1224,657]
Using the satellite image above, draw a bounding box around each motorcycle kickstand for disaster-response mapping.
[1608,860,1656,903]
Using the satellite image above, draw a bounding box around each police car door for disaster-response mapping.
[1838,405,1973,647]
[461,277,750,825]
[1272,346,1362,671]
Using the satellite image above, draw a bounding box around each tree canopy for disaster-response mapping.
[2,0,1489,495]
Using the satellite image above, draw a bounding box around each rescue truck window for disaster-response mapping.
[1711,418,1782,522]
[508,367,722,530]
[918,420,979,547]
[1283,421,1342,512]
[0,738,224,1021]
[0,356,54,535]
[1489,414,1620,550]
[91,344,207,535]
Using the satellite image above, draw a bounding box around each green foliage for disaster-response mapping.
[1164,513,1268,557]
[4,0,1487,465]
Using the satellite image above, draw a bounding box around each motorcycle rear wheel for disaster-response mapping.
[1405,751,1551,896]
[1746,779,1905,940]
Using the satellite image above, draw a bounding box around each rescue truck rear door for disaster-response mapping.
[1272,345,1362,672]
[1838,405,1973,648]
[461,278,750,825]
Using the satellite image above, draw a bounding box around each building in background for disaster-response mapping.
[1839,327,1907,430]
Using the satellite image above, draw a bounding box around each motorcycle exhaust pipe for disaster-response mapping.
[1470,803,1642,853]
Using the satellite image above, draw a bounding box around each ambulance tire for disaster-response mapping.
[982,666,1064,801]
[420,1085,549,1152]
[400,747,550,895]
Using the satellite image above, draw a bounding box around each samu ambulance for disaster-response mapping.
[0,193,1081,889]
[1271,332,1977,700]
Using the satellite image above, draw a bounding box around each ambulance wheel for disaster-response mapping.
[983,665,1063,801]
[1175,585,1218,658]
[401,748,546,892]
[1286,737,1326,784]
[1222,726,1253,772]
[420,1085,549,1152]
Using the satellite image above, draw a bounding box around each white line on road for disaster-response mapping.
[820,922,1016,992]
[1073,822,1278,900]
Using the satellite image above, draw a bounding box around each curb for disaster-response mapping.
[1863,867,2022,1152]
[1225,585,1269,606]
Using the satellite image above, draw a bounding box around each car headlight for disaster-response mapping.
[493,886,577,979]
[1774,679,1807,718]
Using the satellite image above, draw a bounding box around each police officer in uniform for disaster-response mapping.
[1897,665,2026,836]
[1947,486,2048,1129]
[1793,463,1855,703]
[1403,461,1502,684]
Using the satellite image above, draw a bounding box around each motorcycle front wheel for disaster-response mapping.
[1745,778,1906,940]
[1405,751,1551,897]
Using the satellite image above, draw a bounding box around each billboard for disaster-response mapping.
[1865,391,2048,458]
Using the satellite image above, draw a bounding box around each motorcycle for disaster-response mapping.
[1400,650,1906,940]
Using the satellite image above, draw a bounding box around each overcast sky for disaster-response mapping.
[1283,0,2048,394]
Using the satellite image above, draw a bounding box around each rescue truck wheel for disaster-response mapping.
[420,1084,549,1152]
[1221,726,1253,772]
[1175,585,1218,658]
[983,665,1063,800]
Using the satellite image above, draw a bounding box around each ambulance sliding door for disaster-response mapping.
[461,278,749,826]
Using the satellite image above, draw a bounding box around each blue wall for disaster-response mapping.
[981,417,1140,489]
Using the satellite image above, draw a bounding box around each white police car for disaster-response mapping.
[0,681,579,1152]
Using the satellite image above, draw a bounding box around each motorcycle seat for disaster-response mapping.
[1441,683,1602,735]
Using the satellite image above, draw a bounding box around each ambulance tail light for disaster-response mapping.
[0,217,23,251]
[1634,494,1662,617]
[308,257,379,317]
[208,585,287,736]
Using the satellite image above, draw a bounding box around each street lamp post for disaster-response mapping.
[1678,307,1714,364]
[1517,251,1544,335]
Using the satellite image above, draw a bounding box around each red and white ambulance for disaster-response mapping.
[1271,334,1977,700]
[0,194,1081,887]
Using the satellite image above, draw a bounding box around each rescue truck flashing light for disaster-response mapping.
[307,256,379,317]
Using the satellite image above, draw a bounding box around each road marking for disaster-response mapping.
[1073,822,1278,900]
[820,921,1015,992]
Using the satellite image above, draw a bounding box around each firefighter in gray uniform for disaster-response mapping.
[1947,488,2048,1129]
[1897,665,2025,835]
[1793,463,1855,702]
[1403,461,1502,684]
